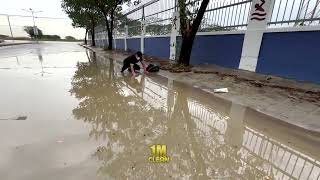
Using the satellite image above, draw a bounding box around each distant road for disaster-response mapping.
[0,40,34,47]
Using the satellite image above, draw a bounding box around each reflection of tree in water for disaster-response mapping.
[70,57,171,178]
[70,55,268,179]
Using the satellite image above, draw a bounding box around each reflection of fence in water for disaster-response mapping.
[142,78,169,111]
[188,99,228,135]
[121,76,320,179]
[242,127,320,180]
[187,99,320,179]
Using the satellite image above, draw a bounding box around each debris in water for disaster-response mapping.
[263,176,272,180]
[128,101,135,106]
[214,88,228,93]
[16,116,27,120]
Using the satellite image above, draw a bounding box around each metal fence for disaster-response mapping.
[269,0,320,27]
[108,0,320,38]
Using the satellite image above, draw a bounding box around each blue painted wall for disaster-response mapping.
[93,31,320,84]
[257,31,320,83]
[144,37,170,59]
[95,39,101,47]
[115,39,125,50]
[103,39,108,47]
[189,34,244,69]
[94,39,110,48]
[127,38,141,52]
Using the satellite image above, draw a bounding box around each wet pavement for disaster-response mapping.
[0,42,320,180]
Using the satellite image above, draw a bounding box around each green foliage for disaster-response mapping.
[62,0,101,45]
[93,0,129,49]
[145,17,171,35]
[42,35,61,40]
[62,0,101,29]
[177,0,210,65]
[94,0,126,19]
[23,26,43,38]
[146,23,171,36]
[0,34,9,39]
[198,25,235,32]
[65,36,77,40]
[115,16,171,37]
[178,0,203,36]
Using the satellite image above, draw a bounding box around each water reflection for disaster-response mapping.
[70,52,320,179]
[34,48,51,76]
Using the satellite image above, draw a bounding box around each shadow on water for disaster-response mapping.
[70,51,320,179]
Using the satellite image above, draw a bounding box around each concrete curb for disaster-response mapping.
[80,44,320,135]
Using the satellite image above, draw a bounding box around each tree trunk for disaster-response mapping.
[91,27,96,46]
[178,33,194,66]
[105,18,113,50]
[178,0,210,66]
[109,10,115,50]
[84,29,88,45]
[107,31,113,50]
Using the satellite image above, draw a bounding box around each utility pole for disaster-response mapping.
[21,8,42,42]
[6,15,14,42]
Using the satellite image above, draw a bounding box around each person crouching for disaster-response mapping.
[121,51,148,76]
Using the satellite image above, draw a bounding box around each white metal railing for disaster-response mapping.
[114,0,320,36]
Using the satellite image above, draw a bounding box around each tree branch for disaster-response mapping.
[179,0,188,36]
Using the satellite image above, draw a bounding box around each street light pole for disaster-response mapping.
[21,8,42,42]
[6,15,14,41]
[31,11,36,27]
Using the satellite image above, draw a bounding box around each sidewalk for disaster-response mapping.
[82,45,320,134]
[0,40,34,47]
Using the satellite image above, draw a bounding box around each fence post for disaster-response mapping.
[167,78,175,117]
[141,6,145,53]
[125,25,128,51]
[169,11,180,64]
[225,102,246,146]
[239,0,275,72]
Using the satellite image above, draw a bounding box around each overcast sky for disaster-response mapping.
[0,0,85,39]
[1,0,317,39]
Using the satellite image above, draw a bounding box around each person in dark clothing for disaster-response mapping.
[121,51,148,76]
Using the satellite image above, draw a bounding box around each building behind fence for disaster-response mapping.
[93,0,320,84]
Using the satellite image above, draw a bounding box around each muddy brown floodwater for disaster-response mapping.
[0,42,319,180]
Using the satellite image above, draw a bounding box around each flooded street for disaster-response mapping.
[0,42,319,180]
